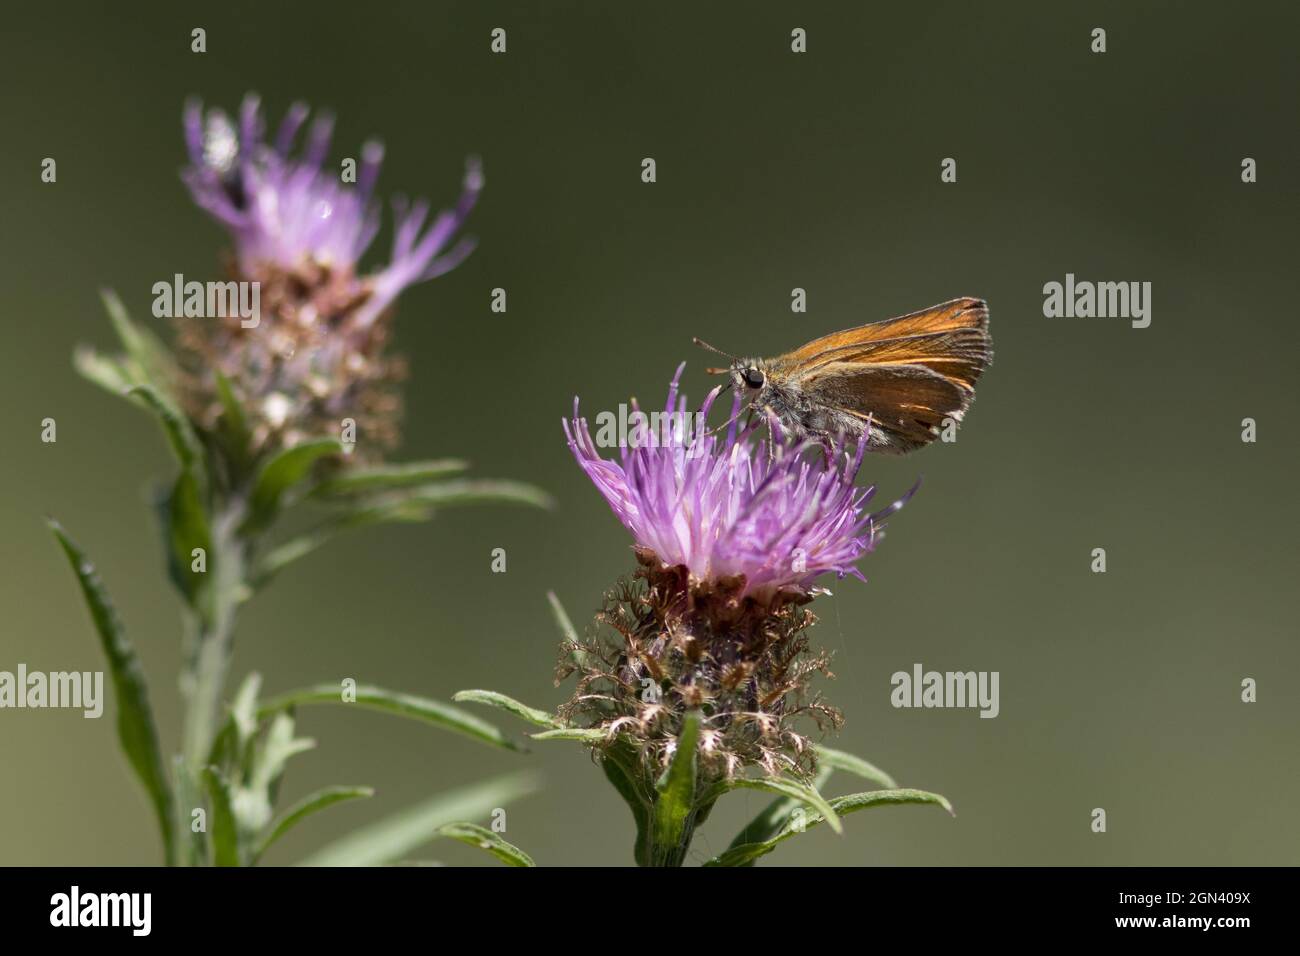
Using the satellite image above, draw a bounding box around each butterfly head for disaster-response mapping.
[728,361,766,392]
[692,337,767,392]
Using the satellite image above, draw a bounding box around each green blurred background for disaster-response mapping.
[2,1,1297,866]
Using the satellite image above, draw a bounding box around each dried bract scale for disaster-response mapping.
[557,563,842,781]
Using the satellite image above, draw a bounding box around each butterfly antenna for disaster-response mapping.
[693,337,739,373]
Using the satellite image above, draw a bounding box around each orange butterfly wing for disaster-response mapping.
[769,297,992,452]
[774,297,990,384]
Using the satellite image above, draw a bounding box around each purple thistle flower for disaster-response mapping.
[182,93,481,329]
[563,363,915,599]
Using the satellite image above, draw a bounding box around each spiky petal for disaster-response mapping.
[563,363,914,599]
[182,93,480,327]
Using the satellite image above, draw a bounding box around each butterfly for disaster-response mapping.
[694,297,991,454]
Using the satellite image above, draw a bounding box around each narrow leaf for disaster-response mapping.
[157,471,212,603]
[252,786,374,863]
[203,766,242,866]
[530,727,605,742]
[832,787,955,817]
[452,689,564,729]
[706,775,842,834]
[73,346,135,396]
[205,670,261,772]
[126,385,204,479]
[600,738,652,867]
[229,672,262,752]
[650,710,701,865]
[249,712,316,796]
[260,684,527,753]
[101,288,180,396]
[547,589,595,669]
[253,479,551,587]
[296,771,541,866]
[431,823,535,867]
[212,368,252,472]
[705,788,954,867]
[726,764,834,854]
[175,756,208,867]
[546,590,579,644]
[48,520,176,866]
[310,460,469,497]
[813,744,898,791]
[388,479,555,512]
[243,438,345,533]
[251,501,436,588]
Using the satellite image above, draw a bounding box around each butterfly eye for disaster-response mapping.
[743,369,765,389]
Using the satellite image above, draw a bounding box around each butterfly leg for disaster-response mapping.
[756,405,787,461]
[818,433,838,465]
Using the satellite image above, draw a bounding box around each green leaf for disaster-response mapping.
[705,775,842,835]
[229,672,263,754]
[383,479,555,512]
[726,764,834,855]
[705,788,954,867]
[250,479,552,587]
[126,385,205,481]
[813,744,898,790]
[296,771,541,866]
[249,712,316,796]
[837,787,954,817]
[452,689,564,729]
[530,727,605,742]
[208,671,261,772]
[249,501,437,588]
[431,823,535,867]
[48,520,176,866]
[203,766,242,866]
[73,346,135,396]
[212,368,252,472]
[175,756,208,867]
[600,738,653,867]
[546,590,579,644]
[547,589,596,670]
[260,684,527,753]
[252,786,374,863]
[243,438,346,534]
[75,292,180,409]
[220,712,316,844]
[101,289,180,396]
[156,471,212,604]
[650,710,701,867]
[310,460,470,497]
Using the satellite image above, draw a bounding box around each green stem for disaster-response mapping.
[178,500,248,857]
[649,821,697,867]
[181,610,235,771]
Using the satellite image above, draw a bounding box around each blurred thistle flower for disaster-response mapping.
[175,93,482,455]
[557,364,915,779]
[57,94,555,870]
